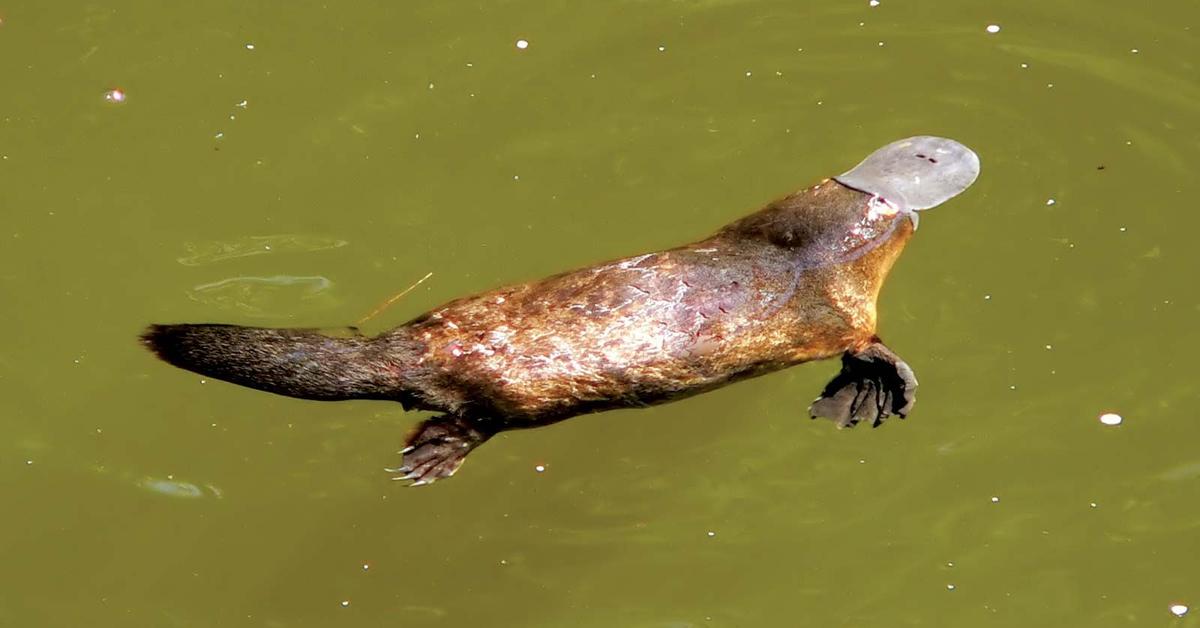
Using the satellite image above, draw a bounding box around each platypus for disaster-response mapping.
[143,136,980,485]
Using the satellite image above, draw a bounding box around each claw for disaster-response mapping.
[400,446,415,454]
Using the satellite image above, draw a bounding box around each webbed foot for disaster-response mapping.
[809,342,917,428]
[387,416,491,486]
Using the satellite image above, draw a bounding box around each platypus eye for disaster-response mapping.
[866,195,899,219]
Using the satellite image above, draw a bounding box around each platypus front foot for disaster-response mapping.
[809,341,917,428]
[387,416,491,486]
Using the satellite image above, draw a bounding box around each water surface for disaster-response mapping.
[1,1,1198,626]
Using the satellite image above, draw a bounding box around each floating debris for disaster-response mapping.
[357,271,433,325]
[515,39,529,50]
[1170,604,1188,617]
[104,88,126,104]
[534,464,546,473]
[1099,413,1123,426]
[986,24,1001,34]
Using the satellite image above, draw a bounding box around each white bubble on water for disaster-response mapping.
[1170,604,1188,617]
[986,24,1001,34]
[534,464,545,473]
[1099,413,1123,426]
[104,88,126,104]
[516,39,529,49]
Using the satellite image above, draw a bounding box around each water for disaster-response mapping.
[2,1,1198,626]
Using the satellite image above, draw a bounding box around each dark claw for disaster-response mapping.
[809,342,918,429]
[388,416,491,486]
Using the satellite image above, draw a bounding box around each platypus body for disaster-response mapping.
[144,136,980,485]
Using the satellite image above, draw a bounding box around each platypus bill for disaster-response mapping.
[143,136,980,485]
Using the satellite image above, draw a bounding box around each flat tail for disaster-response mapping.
[141,323,395,401]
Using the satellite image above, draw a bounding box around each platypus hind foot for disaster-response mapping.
[809,341,918,428]
[388,416,491,486]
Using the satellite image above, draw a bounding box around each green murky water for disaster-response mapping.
[2,1,1198,626]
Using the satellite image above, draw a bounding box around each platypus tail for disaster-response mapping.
[140,324,400,401]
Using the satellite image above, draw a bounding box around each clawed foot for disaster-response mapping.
[386,416,490,486]
[809,342,917,428]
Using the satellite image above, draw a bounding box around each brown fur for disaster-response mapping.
[143,179,915,483]
[380,180,911,424]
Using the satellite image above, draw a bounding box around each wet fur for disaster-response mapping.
[143,180,916,483]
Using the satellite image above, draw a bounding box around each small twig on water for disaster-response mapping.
[357,271,434,325]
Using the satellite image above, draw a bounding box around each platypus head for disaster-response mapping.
[720,136,979,266]
[833,136,980,229]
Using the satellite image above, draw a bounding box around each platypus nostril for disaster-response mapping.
[834,136,980,211]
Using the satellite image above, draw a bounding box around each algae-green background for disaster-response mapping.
[1,1,1197,626]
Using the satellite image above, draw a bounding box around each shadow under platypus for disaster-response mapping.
[143,136,980,485]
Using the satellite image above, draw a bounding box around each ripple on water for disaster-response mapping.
[187,275,339,318]
[176,234,347,266]
[137,477,223,499]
